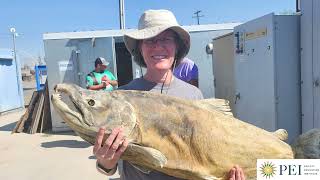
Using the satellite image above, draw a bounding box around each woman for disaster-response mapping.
[93,9,245,180]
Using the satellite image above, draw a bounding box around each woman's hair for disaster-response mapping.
[133,31,187,69]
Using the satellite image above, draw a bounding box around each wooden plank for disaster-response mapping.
[27,93,41,133]
[39,80,52,132]
[39,104,45,133]
[29,91,45,134]
[24,91,41,133]
[12,91,39,133]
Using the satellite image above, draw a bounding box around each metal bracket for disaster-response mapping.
[235,93,241,104]
[314,78,319,87]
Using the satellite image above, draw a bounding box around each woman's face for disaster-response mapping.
[140,30,178,71]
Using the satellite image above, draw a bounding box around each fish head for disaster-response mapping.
[51,83,136,144]
[52,83,113,126]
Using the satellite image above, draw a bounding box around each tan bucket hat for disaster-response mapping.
[124,9,190,67]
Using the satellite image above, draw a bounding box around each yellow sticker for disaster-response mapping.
[245,28,267,40]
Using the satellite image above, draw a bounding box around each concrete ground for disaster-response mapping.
[0,110,121,180]
[0,78,120,180]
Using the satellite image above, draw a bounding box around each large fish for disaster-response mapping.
[51,83,294,180]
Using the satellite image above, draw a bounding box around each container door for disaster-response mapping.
[301,0,314,132]
[313,0,320,128]
[77,37,115,88]
[212,34,236,114]
[44,39,79,132]
[233,14,277,131]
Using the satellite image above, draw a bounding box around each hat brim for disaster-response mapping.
[124,25,190,59]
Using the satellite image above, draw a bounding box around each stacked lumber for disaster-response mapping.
[12,80,52,134]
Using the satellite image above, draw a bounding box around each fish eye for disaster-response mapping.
[88,99,95,106]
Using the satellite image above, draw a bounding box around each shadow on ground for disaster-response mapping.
[41,140,91,148]
[0,121,17,131]
[45,131,78,136]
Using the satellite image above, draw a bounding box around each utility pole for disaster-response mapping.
[10,27,22,98]
[193,10,204,25]
[119,0,125,29]
[10,28,17,65]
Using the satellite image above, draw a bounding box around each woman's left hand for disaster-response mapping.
[228,165,245,180]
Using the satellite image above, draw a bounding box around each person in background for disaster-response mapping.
[92,9,245,180]
[86,57,118,91]
[173,57,199,87]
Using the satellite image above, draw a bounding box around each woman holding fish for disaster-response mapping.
[93,9,245,180]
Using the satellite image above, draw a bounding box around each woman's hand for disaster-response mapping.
[93,127,129,170]
[228,165,245,180]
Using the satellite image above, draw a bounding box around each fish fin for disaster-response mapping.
[201,176,222,180]
[197,98,233,116]
[126,143,167,168]
[273,129,288,141]
[129,162,152,174]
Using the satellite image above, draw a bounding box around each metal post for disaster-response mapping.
[10,28,22,104]
[10,28,17,66]
[119,0,125,29]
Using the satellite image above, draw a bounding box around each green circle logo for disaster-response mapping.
[260,161,276,178]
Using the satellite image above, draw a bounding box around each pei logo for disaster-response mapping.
[259,161,276,179]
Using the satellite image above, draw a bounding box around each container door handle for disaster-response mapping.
[314,78,319,87]
[235,93,241,104]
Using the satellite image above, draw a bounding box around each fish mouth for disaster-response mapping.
[51,84,84,125]
[51,83,99,144]
[51,83,96,127]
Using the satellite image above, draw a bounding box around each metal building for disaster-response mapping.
[0,49,24,114]
[210,13,301,143]
[300,0,320,132]
[43,23,240,132]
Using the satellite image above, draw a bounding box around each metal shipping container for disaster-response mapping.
[43,30,135,131]
[233,13,301,142]
[300,0,320,132]
[0,49,24,113]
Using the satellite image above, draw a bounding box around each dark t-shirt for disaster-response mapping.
[118,77,203,180]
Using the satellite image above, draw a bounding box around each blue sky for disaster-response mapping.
[0,0,295,65]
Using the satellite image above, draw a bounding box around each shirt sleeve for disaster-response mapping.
[108,72,117,81]
[86,75,93,87]
[190,64,199,80]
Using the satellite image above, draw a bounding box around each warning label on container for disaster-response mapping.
[58,61,73,71]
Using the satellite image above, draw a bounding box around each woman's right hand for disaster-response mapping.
[93,127,129,170]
